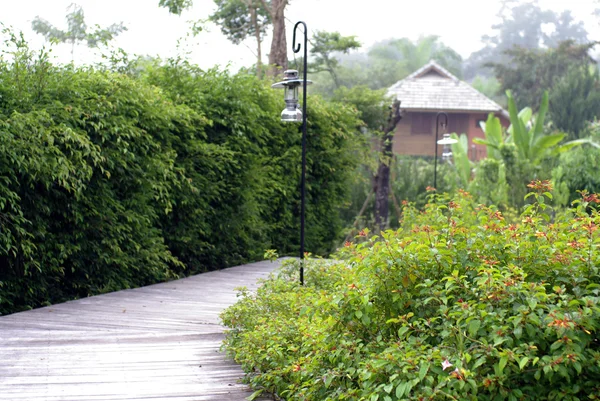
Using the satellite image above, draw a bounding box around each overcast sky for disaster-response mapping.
[1,0,598,70]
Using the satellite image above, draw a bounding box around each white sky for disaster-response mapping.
[0,0,599,70]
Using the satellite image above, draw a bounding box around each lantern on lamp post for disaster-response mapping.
[271,69,311,122]
[271,21,312,285]
[438,133,458,163]
[433,112,457,189]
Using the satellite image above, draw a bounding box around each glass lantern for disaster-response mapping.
[271,70,312,123]
[437,133,458,163]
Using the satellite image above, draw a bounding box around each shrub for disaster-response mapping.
[549,66,600,140]
[0,32,363,314]
[0,37,186,312]
[222,183,600,400]
[552,123,600,207]
[142,59,365,262]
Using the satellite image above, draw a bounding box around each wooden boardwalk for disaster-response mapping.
[0,260,280,401]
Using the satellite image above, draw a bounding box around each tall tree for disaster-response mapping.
[488,40,597,112]
[158,0,193,15]
[32,3,127,61]
[368,36,463,79]
[464,1,588,79]
[308,31,360,88]
[208,0,289,77]
[209,0,270,77]
[373,99,401,233]
[549,65,600,139]
[332,86,398,233]
[310,35,463,97]
[546,10,589,48]
[259,0,288,77]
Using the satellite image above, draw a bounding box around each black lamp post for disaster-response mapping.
[271,21,311,285]
[433,112,448,189]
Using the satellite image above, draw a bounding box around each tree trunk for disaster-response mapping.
[373,100,402,233]
[267,0,287,77]
[250,5,262,77]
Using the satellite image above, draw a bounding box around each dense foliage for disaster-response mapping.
[310,36,463,97]
[222,184,600,400]
[549,66,600,139]
[488,41,597,113]
[553,123,600,207]
[0,33,363,315]
[464,2,589,80]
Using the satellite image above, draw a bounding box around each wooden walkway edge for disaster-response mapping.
[0,260,281,401]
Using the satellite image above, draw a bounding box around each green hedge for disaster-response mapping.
[0,35,363,314]
[222,184,600,400]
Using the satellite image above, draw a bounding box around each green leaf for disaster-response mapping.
[468,319,481,336]
[396,382,408,398]
[472,138,495,147]
[480,113,504,160]
[498,355,508,374]
[507,90,530,160]
[531,133,565,162]
[418,362,430,381]
[398,326,409,337]
[472,356,487,370]
[514,325,523,339]
[528,298,538,310]
[552,138,599,156]
[531,91,548,145]
[519,357,529,370]
[518,107,533,126]
[247,389,264,400]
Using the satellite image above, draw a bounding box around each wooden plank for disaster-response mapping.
[0,260,284,400]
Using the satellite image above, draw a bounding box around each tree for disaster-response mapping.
[464,1,588,79]
[471,75,504,106]
[373,99,401,232]
[208,0,289,77]
[549,65,600,139]
[163,0,288,77]
[308,31,360,88]
[331,86,402,232]
[158,0,193,15]
[473,91,598,208]
[32,3,127,61]
[262,0,288,77]
[552,123,600,206]
[546,10,590,48]
[332,85,390,131]
[311,35,463,97]
[33,4,117,52]
[368,36,463,79]
[488,40,597,112]
[209,0,270,77]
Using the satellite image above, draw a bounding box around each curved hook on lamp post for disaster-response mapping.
[292,21,307,54]
[293,21,308,286]
[434,112,448,190]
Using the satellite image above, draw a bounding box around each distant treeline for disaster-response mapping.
[0,39,364,315]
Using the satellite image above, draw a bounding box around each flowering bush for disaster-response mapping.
[221,182,600,400]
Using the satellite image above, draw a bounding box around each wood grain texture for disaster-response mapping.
[0,260,282,401]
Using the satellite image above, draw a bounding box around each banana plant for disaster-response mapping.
[506,90,562,164]
[475,114,504,161]
[450,133,472,187]
[475,90,598,166]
